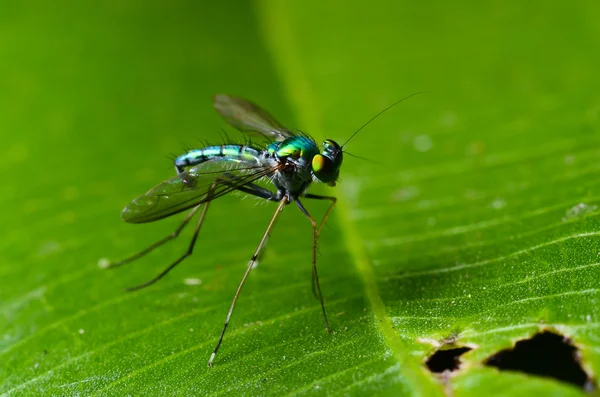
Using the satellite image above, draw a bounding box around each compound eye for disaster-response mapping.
[323,139,340,151]
[312,154,327,172]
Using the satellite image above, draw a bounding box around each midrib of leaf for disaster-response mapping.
[256,1,442,395]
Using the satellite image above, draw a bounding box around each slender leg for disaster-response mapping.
[208,197,288,367]
[304,193,337,236]
[126,196,213,292]
[304,194,337,300]
[234,183,280,202]
[110,180,279,292]
[105,205,202,269]
[311,264,318,299]
[220,172,281,202]
[295,199,331,334]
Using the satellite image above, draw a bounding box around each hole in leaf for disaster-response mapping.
[426,346,472,373]
[484,331,595,392]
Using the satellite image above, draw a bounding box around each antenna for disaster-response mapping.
[341,91,427,148]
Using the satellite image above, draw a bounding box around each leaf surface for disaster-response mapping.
[1,1,599,395]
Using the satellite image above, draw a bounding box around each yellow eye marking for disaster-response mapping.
[312,154,325,171]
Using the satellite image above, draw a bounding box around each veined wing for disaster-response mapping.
[121,161,278,224]
[213,94,293,141]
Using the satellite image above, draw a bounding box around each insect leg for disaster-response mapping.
[105,206,202,269]
[125,188,215,292]
[233,183,280,202]
[303,194,337,299]
[118,180,278,291]
[303,194,337,236]
[220,172,280,202]
[295,198,331,334]
[208,197,288,367]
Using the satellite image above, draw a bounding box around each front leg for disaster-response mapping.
[295,198,331,333]
[303,194,337,298]
[304,193,337,236]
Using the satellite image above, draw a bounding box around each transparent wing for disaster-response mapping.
[121,160,278,224]
[213,94,293,141]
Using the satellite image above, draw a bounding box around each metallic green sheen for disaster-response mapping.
[274,136,319,161]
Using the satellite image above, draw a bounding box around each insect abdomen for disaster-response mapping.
[174,145,262,172]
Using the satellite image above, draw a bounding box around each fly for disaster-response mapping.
[104,93,422,367]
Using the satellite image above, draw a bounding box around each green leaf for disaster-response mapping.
[1,1,598,395]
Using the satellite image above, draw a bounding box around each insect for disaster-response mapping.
[105,93,421,367]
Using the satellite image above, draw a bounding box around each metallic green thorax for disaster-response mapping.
[268,136,321,196]
[270,136,319,159]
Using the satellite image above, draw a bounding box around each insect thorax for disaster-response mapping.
[269,137,319,196]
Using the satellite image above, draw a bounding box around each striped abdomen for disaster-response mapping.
[174,145,263,173]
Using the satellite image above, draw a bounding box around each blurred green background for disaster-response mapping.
[2,0,600,395]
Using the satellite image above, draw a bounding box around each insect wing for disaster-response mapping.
[213,94,293,141]
[121,162,274,223]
